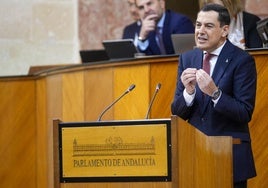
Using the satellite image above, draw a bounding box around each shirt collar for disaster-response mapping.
[157,12,166,28]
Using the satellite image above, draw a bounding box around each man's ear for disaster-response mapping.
[222,25,229,37]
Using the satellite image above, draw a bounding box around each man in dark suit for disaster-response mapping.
[122,0,141,47]
[122,21,141,47]
[171,4,256,188]
[135,0,194,55]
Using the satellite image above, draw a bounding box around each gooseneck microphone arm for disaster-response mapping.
[145,83,161,119]
[97,84,136,121]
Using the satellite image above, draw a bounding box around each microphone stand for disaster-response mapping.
[97,84,135,121]
[145,83,161,119]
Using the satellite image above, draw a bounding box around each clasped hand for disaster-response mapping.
[139,14,158,40]
[181,68,217,96]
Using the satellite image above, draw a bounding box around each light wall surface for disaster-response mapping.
[0,0,266,76]
[0,0,79,76]
[78,0,133,50]
[245,0,268,19]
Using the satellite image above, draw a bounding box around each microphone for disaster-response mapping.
[97,84,136,121]
[145,83,161,119]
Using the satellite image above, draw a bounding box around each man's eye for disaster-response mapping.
[206,24,214,28]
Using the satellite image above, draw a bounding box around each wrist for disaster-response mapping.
[138,36,146,42]
[211,88,222,100]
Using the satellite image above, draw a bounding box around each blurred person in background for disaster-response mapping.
[122,0,141,47]
[135,0,194,55]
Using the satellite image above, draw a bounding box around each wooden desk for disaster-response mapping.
[0,50,267,188]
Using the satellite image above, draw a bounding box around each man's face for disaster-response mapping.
[135,0,165,21]
[195,10,229,52]
[128,0,140,21]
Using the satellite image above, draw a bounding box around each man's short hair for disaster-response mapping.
[200,3,230,27]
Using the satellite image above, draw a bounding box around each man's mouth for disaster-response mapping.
[197,36,208,43]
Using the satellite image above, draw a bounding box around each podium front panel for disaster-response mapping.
[58,119,171,183]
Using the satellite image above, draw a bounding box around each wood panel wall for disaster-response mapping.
[0,78,36,187]
[248,51,268,188]
[0,51,267,188]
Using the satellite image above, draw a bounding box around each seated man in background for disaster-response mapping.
[122,0,141,47]
[199,0,263,49]
[135,0,195,55]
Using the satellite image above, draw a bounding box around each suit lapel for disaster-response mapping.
[201,41,234,113]
[149,31,161,54]
[212,41,234,85]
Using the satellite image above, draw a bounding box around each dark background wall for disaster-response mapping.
[166,0,199,22]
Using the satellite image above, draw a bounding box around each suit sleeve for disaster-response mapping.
[171,54,194,119]
[214,54,257,123]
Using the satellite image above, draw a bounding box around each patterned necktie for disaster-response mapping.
[156,27,166,55]
[202,53,214,101]
[203,53,214,75]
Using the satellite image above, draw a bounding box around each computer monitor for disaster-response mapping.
[171,33,196,55]
[79,49,109,63]
[257,18,268,47]
[102,39,139,60]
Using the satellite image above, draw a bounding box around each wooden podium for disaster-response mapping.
[53,116,233,188]
[172,116,233,188]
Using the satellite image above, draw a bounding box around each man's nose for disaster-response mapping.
[197,25,206,33]
[144,5,150,13]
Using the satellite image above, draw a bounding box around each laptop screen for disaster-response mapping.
[79,49,109,63]
[102,39,139,60]
[171,33,196,55]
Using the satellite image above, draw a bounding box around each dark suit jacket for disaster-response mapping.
[243,11,263,48]
[171,40,257,182]
[139,10,194,55]
[122,21,141,40]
